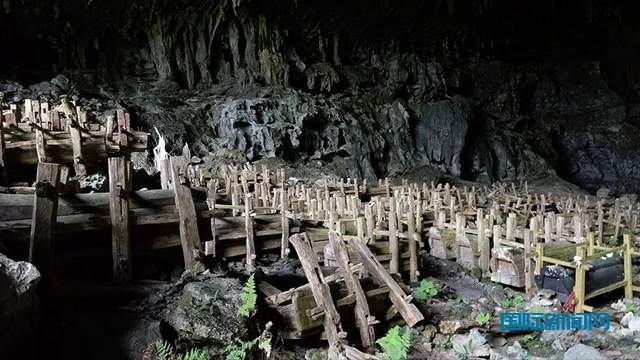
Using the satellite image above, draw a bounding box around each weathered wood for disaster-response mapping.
[0,100,6,184]
[281,188,290,258]
[348,236,423,327]
[170,156,201,268]
[28,162,61,275]
[388,200,399,274]
[289,233,343,346]
[329,231,375,348]
[205,181,216,256]
[245,194,256,268]
[108,157,132,283]
[407,203,418,283]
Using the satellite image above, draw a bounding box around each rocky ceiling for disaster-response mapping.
[1,0,640,193]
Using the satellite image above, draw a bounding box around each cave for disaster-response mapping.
[1,1,640,359]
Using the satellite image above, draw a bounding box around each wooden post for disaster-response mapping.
[108,157,132,283]
[524,229,533,295]
[624,234,633,299]
[573,246,586,312]
[69,113,87,176]
[170,156,201,268]
[389,199,400,274]
[158,158,171,189]
[478,209,490,276]
[0,96,6,184]
[245,194,256,268]
[535,242,543,275]
[289,233,343,346]
[365,204,375,242]
[205,180,217,257]
[280,188,290,258]
[328,232,376,348]
[29,163,61,276]
[407,206,419,282]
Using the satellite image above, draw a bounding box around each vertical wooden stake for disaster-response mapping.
[524,229,533,295]
[29,163,61,276]
[280,188,290,258]
[624,234,633,299]
[407,205,419,283]
[205,180,217,257]
[573,246,586,312]
[478,209,490,276]
[170,156,201,268]
[245,194,256,268]
[108,157,132,283]
[389,199,399,274]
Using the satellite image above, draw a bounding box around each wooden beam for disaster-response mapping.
[170,156,201,268]
[348,236,423,327]
[28,162,61,275]
[289,233,344,346]
[329,231,376,349]
[281,188,290,258]
[108,157,132,283]
[245,194,256,268]
[388,200,399,274]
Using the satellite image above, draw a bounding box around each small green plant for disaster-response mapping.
[440,335,452,349]
[224,321,273,360]
[376,326,412,360]
[513,295,525,310]
[529,304,545,313]
[237,274,257,318]
[154,341,208,360]
[521,333,537,346]
[625,303,639,313]
[155,340,173,360]
[500,297,512,309]
[414,280,438,300]
[180,349,208,360]
[475,312,491,326]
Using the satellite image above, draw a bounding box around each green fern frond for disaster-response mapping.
[179,348,208,360]
[237,274,257,318]
[376,326,412,360]
[155,340,174,360]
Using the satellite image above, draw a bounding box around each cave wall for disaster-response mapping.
[2,0,640,193]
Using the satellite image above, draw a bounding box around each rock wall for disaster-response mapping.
[2,0,640,193]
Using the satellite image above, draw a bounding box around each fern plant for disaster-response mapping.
[223,321,273,360]
[155,340,173,360]
[237,274,257,318]
[475,312,491,326]
[625,303,639,313]
[376,326,412,360]
[154,341,208,360]
[414,280,438,300]
[512,295,525,310]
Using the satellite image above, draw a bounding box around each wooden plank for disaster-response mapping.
[407,203,418,283]
[0,98,6,185]
[348,236,423,327]
[289,233,344,346]
[281,188,290,258]
[28,162,61,275]
[170,156,201,268]
[108,157,132,283]
[329,231,375,348]
[388,200,399,274]
[68,116,87,176]
[245,194,256,268]
[205,180,216,256]
[624,234,633,299]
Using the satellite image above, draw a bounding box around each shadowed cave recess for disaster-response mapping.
[4,1,640,360]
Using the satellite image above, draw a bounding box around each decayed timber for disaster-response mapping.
[28,162,61,275]
[348,235,423,327]
[170,156,201,268]
[329,231,376,348]
[289,233,344,346]
[108,157,132,283]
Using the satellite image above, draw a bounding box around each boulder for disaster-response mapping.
[161,275,249,353]
[0,253,41,356]
[563,344,606,360]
